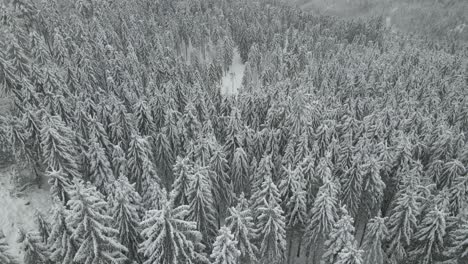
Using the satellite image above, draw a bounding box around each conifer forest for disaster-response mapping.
[0,0,467,263]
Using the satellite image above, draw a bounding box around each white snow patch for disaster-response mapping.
[220,48,245,96]
[0,165,52,259]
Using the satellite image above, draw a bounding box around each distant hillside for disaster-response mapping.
[289,0,467,42]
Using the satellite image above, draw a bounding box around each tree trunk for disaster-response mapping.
[287,231,293,264]
[297,234,302,258]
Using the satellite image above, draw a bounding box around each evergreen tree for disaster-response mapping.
[66,180,127,263]
[385,189,420,264]
[361,157,385,218]
[0,231,19,264]
[251,170,282,218]
[153,132,175,188]
[171,156,194,206]
[111,177,143,263]
[335,245,364,264]
[341,162,363,218]
[304,179,340,262]
[210,147,234,224]
[40,115,80,180]
[230,147,250,194]
[18,229,50,264]
[361,216,388,264]
[408,205,446,264]
[447,217,468,264]
[134,99,154,136]
[210,226,240,264]
[187,166,218,249]
[321,206,357,264]
[48,203,77,264]
[34,210,50,244]
[87,137,115,194]
[139,200,209,264]
[127,134,155,194]
[278,165,303,206]
[256,198,287,264]
[111,144,127,178]
[226,203,258,264]
[47,169,71,203]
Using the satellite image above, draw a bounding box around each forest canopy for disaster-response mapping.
[0,0,467,263]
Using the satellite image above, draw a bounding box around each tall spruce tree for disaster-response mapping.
[40,115,80,180]
[66,180,127,263]
[187,165,218,249]
[171,156,194,206]
[139,200,209,264]
[111,177,143,263]
[361,216,388,264]
[210,226,240,264]
[48,203,77,264]
[408,205,446,264]
[304,179,340,263]
[385,189,420,264]
[256,198,287,264]
[18,229,50,264]
[320,206,358,264]
[226,203,258,264]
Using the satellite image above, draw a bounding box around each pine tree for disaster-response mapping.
[142,180,165,210]
[46,169,71,205]
[361,157,385,218]
[34,210,50,244]
[210,147,234,224]
[18,229,50,264]
[285,174,307,228]
[230,147,250,194]
[361,216,388,264]
[40,115,80,180]
[447,218,468,263]
[210,226,240,264]
[0,231,19,264]
[304,179,340,262]
[284,167,308,262]
[187,166,218,249]
[278,165,303,206]
[66,180,127,263]
[408,205,446,264]
[111,143,127,178]
[335,245,364,264]
[385,189,420,264]
[321,206,357,264]
[251,155,279,212]
[139,200,209,264]
[111,177,143,263]
[109,106,134,151]
[87,137,115,194]
[134,99,154,136]
[251,170,282,219]
[341,162,363,218]
[256,198,287,264]
[171,156,194,206]
[226,202,258,264]
[48,203,77,264]
[127,134,155,194]
[154,132,175,188]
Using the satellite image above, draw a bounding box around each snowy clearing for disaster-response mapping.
[220,48,245,96]
[0,166,51,258]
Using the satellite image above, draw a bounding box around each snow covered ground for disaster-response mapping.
[220,48,245,96]
[0,165,52,259]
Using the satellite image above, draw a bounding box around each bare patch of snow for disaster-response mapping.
[0,165,52,258]
[221,48,245,96]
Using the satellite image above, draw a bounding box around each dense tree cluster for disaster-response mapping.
[0,0,466,263]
